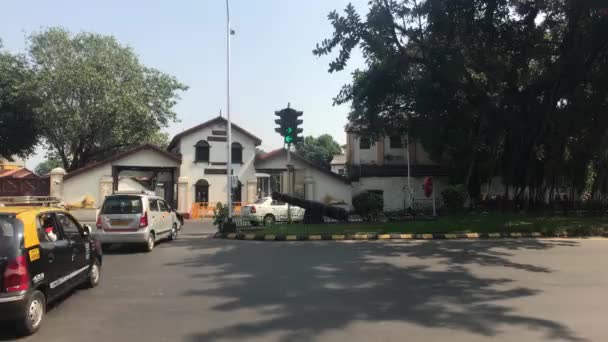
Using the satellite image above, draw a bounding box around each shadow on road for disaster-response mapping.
[167,236,585,342]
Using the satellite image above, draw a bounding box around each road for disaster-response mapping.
[1,221,607,341]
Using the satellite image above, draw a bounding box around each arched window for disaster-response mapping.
[195,179,210,203]
[231,142,243,163]
[195,140,210,162]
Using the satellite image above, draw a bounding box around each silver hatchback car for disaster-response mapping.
[96,193,182,252]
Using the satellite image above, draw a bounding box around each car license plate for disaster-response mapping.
[111,219,131,226]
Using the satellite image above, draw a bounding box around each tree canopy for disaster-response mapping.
[315,0,608,203]
[34,158,62,176]
[0,40,39,160]
[28,28,187,171]
[295,134,342,169]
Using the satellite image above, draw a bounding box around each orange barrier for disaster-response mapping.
[190,202,244,219]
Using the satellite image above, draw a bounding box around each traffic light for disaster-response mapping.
[274,104,303,145]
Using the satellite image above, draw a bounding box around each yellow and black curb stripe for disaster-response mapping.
[215,232,547,241]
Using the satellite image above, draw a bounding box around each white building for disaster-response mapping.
[61,115,353,217]
[166,116,262,213]
[344,130,448,211]
[330,154,346,176]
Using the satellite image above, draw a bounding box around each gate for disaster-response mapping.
[0,178,50,196]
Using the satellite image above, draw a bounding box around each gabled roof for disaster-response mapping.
[168,116,262,150]
[64,144,181,180]
[0,168,38,179]
[256,148,350,184]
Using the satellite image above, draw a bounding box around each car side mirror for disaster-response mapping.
[82,224,92,237]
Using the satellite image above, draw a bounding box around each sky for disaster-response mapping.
[0,0,367,169]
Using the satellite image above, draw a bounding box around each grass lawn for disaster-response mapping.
[246,212,608,236]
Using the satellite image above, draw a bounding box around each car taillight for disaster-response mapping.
[250,206,256,213]
[96,215,102,229]
[3,255,30,292]
[139,211,148,228]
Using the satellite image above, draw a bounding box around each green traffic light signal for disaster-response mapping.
[285,135,293,143]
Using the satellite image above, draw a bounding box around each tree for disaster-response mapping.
[315,1,608,204]
[295,134,342,169]
[0,40,39,160]
[28,28,188,171]
[34,159,62,176]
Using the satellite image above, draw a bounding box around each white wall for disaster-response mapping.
[178,121,258,210]
[352,176,447,211]
[63,166,110,208]
[352,136,378,164]
[330,164,346,175]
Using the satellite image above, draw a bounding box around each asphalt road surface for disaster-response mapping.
[2,221,608,342]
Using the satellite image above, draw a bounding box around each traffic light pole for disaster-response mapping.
[286,143,292,223]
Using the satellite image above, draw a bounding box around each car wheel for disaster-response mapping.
[16,290,45,336]
[86,261,101,288]
[263,214,275,226]
[169,223,178,241]
[145,233,155,252]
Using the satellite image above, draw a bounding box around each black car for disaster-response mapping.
[0,206,102,336]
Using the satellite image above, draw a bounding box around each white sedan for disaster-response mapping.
[241,197,305,225]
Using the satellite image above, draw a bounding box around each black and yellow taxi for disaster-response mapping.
[0,201,102,336]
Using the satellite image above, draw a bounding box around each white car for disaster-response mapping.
[241,197,305,225]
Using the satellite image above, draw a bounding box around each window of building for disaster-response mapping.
[231,142,243,163]
[338,168,345,176]
[390,136,403,148]
[359,137,371,149]
[195,179,210,203]
[195,140,210,162]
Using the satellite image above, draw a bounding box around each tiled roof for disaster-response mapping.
[64,144,181,180]
[0,168,38,178]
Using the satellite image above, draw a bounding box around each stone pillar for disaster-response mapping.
[177,177,189,214]
[99,176,114,205]
[304,168,315,201]
[246,179,257,203]
[49,168,66,200]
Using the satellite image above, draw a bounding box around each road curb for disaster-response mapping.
[212,231,582,241]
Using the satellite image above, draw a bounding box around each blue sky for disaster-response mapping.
[0,0,366,168]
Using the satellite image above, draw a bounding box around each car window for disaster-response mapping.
[38,213,64,242]
[0,216,20,257]
[158,200,169,211]
[56,213,82,236]
[0,219,15,237]
[271,200,286,206]
[149,199,160,212]
[254,198,268,204]
[102,196,143,214]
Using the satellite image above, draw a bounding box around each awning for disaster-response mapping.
[255,173,270,178]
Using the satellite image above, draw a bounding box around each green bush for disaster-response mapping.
[441,184,468,211]
[213,202,228,226]
[353,191,384,219]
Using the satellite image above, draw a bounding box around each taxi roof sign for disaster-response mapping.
[0,196,61,207]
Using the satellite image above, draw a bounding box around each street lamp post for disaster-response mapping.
[224,0,236,232]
